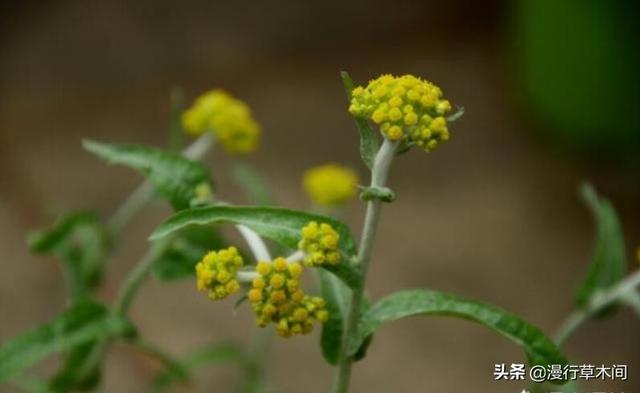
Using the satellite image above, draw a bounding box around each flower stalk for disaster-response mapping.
[334,138,398,393]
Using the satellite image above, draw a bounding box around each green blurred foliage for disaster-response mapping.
[513,0,640,158]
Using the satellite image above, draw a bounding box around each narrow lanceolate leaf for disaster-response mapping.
[28,212,108,299]
[0,299,135,383]
[354,290,567,372]
[151,225,228,281]
[576,183,627,310]
[150,343,244,393]
[83,140,213,210]
[150,205,360,288]
[340,71,380,169]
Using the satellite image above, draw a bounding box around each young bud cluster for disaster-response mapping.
[349,74,453,152]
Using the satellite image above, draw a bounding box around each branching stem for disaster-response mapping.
[333,139,397,393]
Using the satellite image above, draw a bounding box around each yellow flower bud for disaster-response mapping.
[247,258,329,338]
[195,247,243,301]
[348,74,455,152]
[182,89,261,154]
[302,164,359,207]
[298,221,342,267]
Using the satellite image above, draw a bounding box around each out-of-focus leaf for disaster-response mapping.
[150,343,244,393]
[232,163,274,205]
[83,140,213,210]
[28,212,108,299]
[340,71,380,169]
[0,299,135,383]
[576,183,627,310]
[354,290,567,374]
[150,205,360,288]
[48,342,101,393]
[151,225,227,281]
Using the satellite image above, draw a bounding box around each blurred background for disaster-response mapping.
[1,0,639,392]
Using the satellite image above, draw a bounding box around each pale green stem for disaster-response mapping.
[236,225,272,262]
[240,327,272,393]
[334,139,398,393]
[621,290,640,317]
[114,239,172,314]
[554,268,640,345]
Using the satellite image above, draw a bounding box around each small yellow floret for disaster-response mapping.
[302,164,359,207]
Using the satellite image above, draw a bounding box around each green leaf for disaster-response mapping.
[318,269,349,364]
[150,343,244,393]
[318,270,372,364]
[150,205,360,288]
[48,342,101,393]
[576,183,627,310]
[233,163,274,205]
[83,140,213,210]
[28,212,108,299]
[0,299,135,383]
[340,71,380,169]
[354,290,567,371]
[151,225,228,281]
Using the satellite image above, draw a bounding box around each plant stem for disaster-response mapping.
[107,133,215,235]
[240,327,272,393]
[621,290,640,317]
[333,139,397,393]
[114,239,172,314]
[554,268,640,345]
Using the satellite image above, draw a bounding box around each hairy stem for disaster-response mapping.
[554,268,640,345]
[333,139,397,393]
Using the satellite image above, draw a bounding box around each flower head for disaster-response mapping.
[182,89,261,154]
[303,164,359,207]
[249,258,328,337]
[298,221,341,267]
[348,74,453,152]
[195,247,243,300]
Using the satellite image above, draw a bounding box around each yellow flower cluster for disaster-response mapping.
[248,258,328,337]
[348,74,452,152]
[302,164,359,207]
[298,221,341,267]
[195,247,243,300]
[182,89,261,154]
